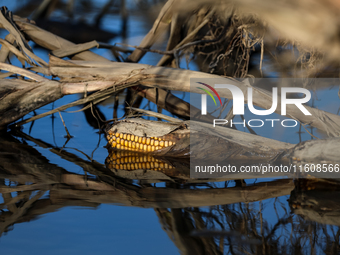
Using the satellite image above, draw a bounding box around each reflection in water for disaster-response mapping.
[0,131,340,254]
[106,149,191,182]
[106,149,177,171]
[290,179,340,226]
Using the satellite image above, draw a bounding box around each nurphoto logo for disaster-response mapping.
[197,82,312,128]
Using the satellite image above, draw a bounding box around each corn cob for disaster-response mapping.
[106,131,186,153]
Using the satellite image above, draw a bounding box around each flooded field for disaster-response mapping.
[1,1,340,254]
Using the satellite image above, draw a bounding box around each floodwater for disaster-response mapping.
[1,1,340,255]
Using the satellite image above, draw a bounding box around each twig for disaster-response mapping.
[90,102,101,128]
[0,62,49,82]
[58,111,72,139]
[0,38,32,64]
[157,11,214,66]
[0,7,48,66]
[126,107,182,123]
[52,40,100,58]
[288,114,319,139]
[116,43,174,55]
[15,80,138,126]
[120,15,226,65]
[260,39,264,77]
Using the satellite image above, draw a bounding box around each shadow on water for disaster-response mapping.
[0,130,339,254]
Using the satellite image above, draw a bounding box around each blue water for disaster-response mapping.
[0,1,340,254]
[0,2,182,253]
[1,206,178,255]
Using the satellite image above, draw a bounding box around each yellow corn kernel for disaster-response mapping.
[150,139,154,146]
[165,141,168,147]
[142,137,146,144]
[154,140,159,146]
[123,134,127,139]
[127,134,131,141]
[131,135,135,141]
[146,138,150,145]
[160,141,164,147]
[116,144,121,149]
[138,137,142,143]
[120,133,124,138]
[115,133,120,137]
